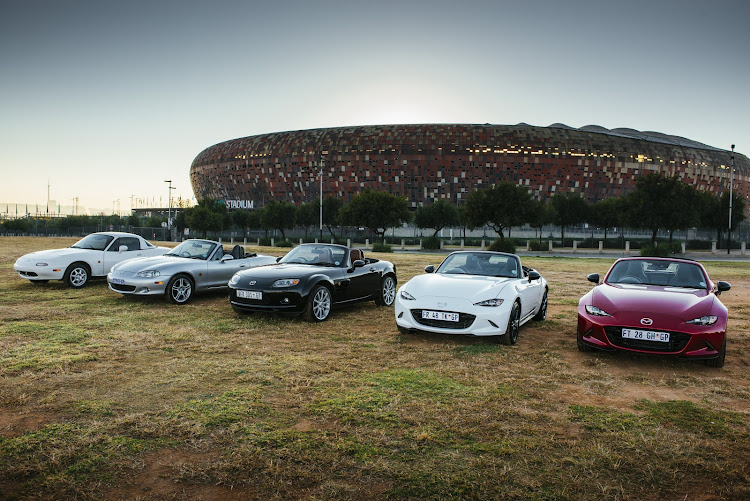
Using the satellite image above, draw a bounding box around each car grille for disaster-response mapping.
[411,309,476,329]
[19,271,38,277]
[110,283,137,292]
[604,326,691,352]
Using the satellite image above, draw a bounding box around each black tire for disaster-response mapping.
[533,289,548,321]
[501,301,521,345]
[375,275,396,306]
[166,274,194,304]
[304,285,332,322]
[577,327,595,352]
[30,280,49,284]
[64,262,90,288]
[397,325,410,335]
[704,339,726,368]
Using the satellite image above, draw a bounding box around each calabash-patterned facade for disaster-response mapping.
[190,124,748,208]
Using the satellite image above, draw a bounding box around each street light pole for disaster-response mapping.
[164,180,175,237]
[728,145,735,255]
[319,156,326,243]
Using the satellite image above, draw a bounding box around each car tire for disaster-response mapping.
[64,262,90,288]
[375,275,396,306]
[304,285,332,322]
[533,289,548,321]
[501,301,521,345]
[397,325,410,335]
[704,339,726,368]
[30,280,49,284]
[576,327,595,352]
[166,274,194,304]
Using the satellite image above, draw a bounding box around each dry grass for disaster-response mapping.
[1,237,749,500]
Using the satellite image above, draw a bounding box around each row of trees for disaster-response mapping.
[0,213,166,234]
[178,173,745,246]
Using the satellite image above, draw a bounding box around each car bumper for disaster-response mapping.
[107,271,169,296]
[14,262,65,281]
[577,310,726,359]
[394,295,509,336]
[229,287,306,314]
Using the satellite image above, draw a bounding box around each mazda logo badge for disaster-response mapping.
[640,318,653,326]
[249,280,256,286]
[438,302,447,307]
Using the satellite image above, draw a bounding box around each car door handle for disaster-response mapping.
[369,268,376,272]
[240,265,247,268]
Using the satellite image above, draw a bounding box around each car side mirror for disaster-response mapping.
[528,270,540,282]
[221,255,234,262]
[425,265,435,273]
[276,256,282,262]
[716,281,731,295]
[118,245,128,253]
[587,273,600,284]
[353,259,365,268]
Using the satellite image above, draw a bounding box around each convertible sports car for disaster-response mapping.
[394,251,548,344]
[13,232,168,288]
[107,239,277,304]
[228,243,397,321]
[577,257,731,367]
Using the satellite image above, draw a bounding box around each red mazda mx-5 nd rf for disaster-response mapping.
[577,257,731,367]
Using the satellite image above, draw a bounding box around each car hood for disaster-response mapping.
[16,248,90,263]
[403,273,513,300]
[112,254,191,272]
[593,283,713,321]
[236,262,339,279]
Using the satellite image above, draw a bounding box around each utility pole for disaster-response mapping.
[727,145,735,255]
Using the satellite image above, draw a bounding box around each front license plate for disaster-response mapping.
[112,278,125,285]
[237,290,262,300]
[422,310,459,322]
[621,328,670,342]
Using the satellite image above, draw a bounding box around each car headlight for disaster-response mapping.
[585,305,611,317]
[686,315,718,326]
[36,262,48,267]
[272,279,300,288]
[474,298,504,307]
[229,274,240,285]
[400,290,416,301]
[136,270,160,278]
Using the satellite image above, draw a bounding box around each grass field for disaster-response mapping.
[1,237,749,500]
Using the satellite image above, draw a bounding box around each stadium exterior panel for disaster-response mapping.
[189,124,748,209]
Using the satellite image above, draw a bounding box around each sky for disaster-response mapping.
[1,0,748,215]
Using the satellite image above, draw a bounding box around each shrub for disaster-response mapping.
[640,242,673,257]
[371,242,393,253]
[421,236,441,250]
[529,240,548,251]
[275,240,294,248]
[488,238,516,253]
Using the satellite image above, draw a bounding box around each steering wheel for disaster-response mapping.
[619,276,643,284]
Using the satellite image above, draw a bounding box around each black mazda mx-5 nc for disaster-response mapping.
[228,243,397,322]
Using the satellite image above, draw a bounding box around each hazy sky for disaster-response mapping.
[1,0,748,213]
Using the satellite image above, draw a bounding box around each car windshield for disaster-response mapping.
[606,259,707,289]
[165,240,217,260]
[436,252,519,278]
[279,245,347,267]
[71,234,115,250]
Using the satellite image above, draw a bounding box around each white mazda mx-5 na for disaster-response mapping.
[395,251,548,344]
[14,232,169,288]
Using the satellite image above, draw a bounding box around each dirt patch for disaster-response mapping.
[0,407,59,437]
[104,448,253,501]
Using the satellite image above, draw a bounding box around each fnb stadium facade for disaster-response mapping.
[189,124,748,209]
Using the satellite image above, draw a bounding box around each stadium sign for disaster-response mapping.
[222,200,255,210]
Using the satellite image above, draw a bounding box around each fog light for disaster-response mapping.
[281,297,290,304]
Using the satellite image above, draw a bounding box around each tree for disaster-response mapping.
[698,191,747,248]
[624,173,698,245]
[322,196,343,239]
[231,209,254,237]
[261,200,298,240]
[415,200,460,238]
[551,192,588,247]
[183,198,228,238]
[338,189,411,243]
[464,182,534,238]
[297,201,318,237]
[528,199,555,243]
[590,197,624,240]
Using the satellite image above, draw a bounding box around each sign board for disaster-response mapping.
[223,200,255,210]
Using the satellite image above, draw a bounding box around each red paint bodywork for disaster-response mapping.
[577,258,728,361]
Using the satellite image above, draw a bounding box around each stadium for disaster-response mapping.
[189,124,749,209]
